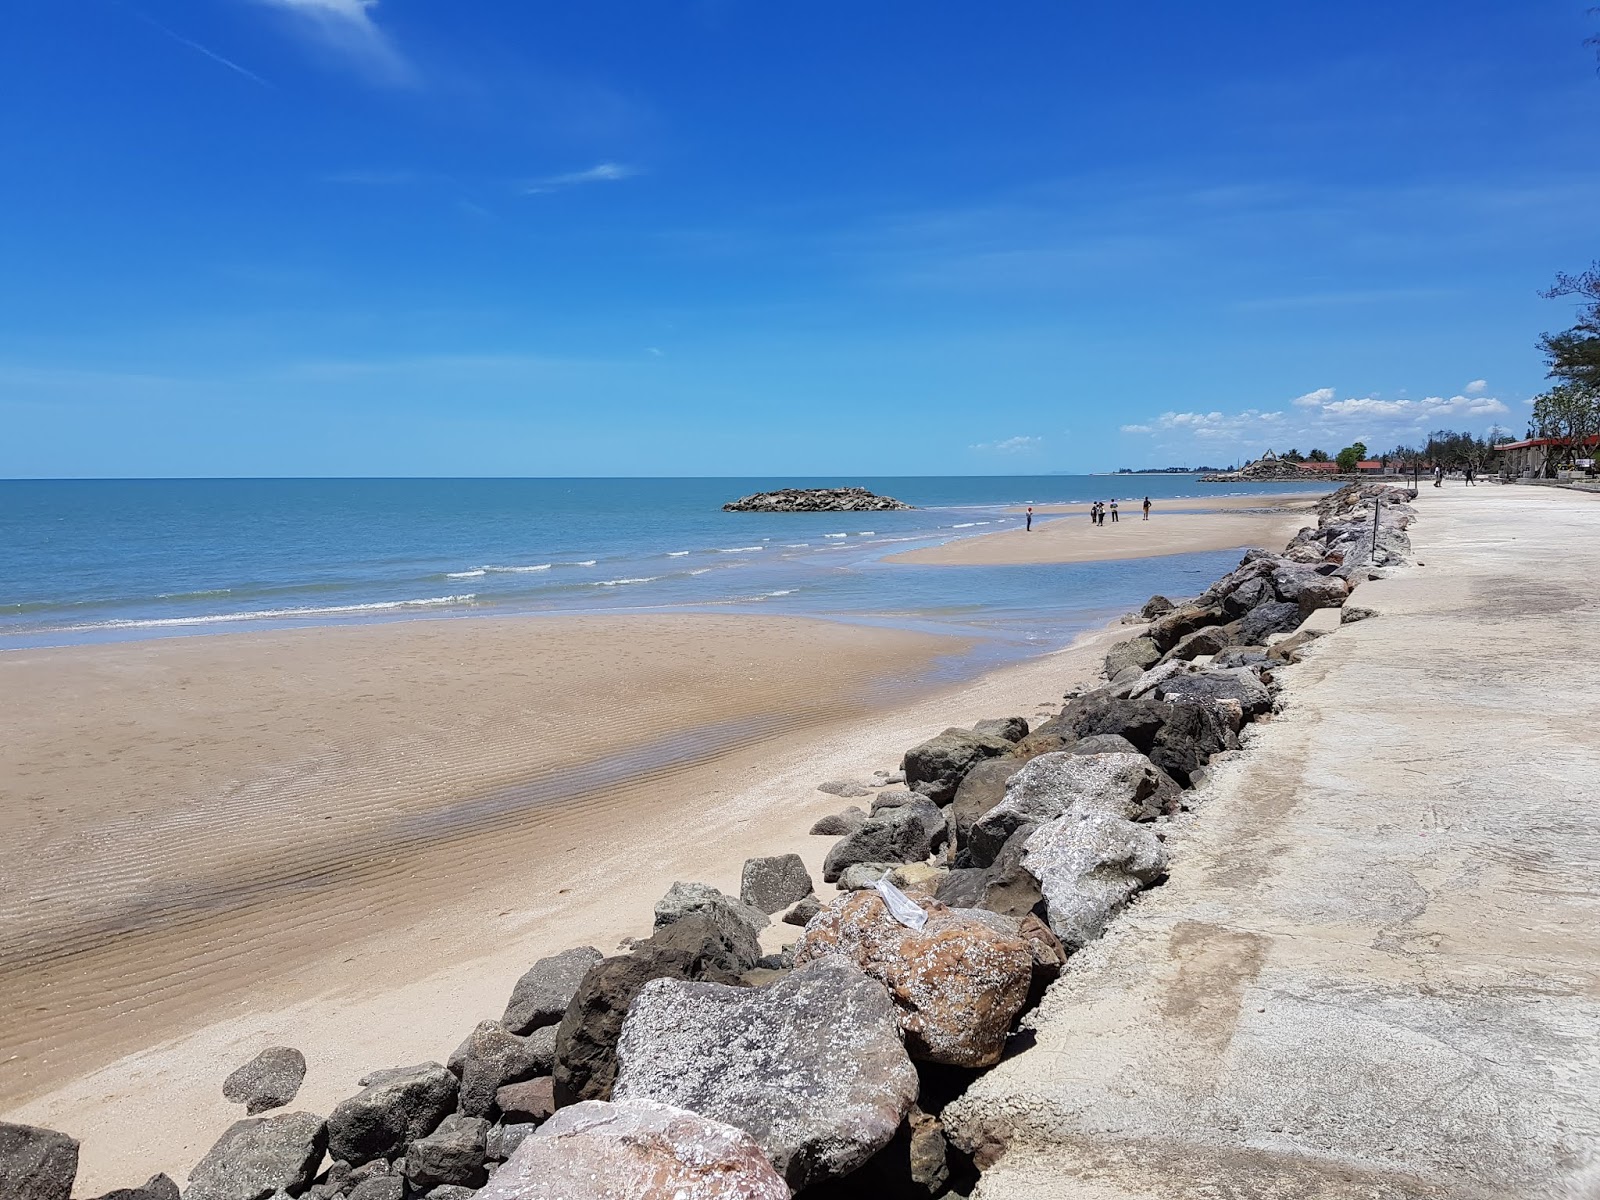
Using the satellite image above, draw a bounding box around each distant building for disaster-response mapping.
[1356,460,1391,475]
[1296,461,1340,473]
[1494,435,1600,478]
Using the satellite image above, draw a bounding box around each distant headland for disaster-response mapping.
[723,487,915,512]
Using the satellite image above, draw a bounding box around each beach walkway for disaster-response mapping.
[948,484,1600,1198]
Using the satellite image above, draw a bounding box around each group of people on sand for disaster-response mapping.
[1023,496,1153,532]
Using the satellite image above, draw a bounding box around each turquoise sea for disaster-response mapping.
[0,476,1315,655]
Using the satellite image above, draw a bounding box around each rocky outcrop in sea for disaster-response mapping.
[0,482,1416,1200]
[722,487,913,512]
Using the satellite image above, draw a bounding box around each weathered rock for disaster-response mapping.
[1277,569,1348,615]
[327,1064,457,1164]
[1167,625,1234,661]
[345,1177,401,1200]
[724,487,912,513]
[453,1022,554,1119]
[900,728,1011,805]
[222,1048,307,1117]
[782,894,822,926]
[551,911,753,1106]
[1051,694,1235,786]
[809,807,867,836]
[652,881,769,935]
[479,1099,789,1200]
[1269,629,1327,663]
[1147,604,1225,652]
[1068,733,1138,756]
[887,862,947,895]
[501,947,603,1035]
[494,1078,555,1126]
[0,1124,78,1200]
[908,1106,950,1193]
[1342,604,1378,624]
[1221,575,1272,618]
[1023,813,1170,951]
[869,788,917,813]
[186,1112,328,1200]
[793,891,1033,1068]
[738,854,813,914]
[614,959,919,1189]
[1213,645,1271,668]
[817,778,872,798]
[1153,666,1273,718]
[836,861,898,890]
[1236,599,1302,644]
[484,1124,535,1165]
[1139,595,1175,618]
[86,1175,180,1200]
[425,1188,476,1200]
[1104,637,1160,679]
[404,1116,487,1191]
[968,752,1166,868]
[822,797,946,882]
[949,757,1019,854]
[344,1160,391,1190]
[971,716,1029,743]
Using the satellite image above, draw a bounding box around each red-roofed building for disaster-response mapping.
[1494,435,1599,479]
[1296,460,1340,473]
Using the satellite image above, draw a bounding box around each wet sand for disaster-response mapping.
[0,611,1129,1191]
[890,497,1318,566]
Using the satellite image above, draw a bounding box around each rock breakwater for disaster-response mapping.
[722,487,913,512]
[0,482,1417,1200]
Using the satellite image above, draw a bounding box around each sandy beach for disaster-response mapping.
[0,609,1133,1191]
[890,495,1319,567]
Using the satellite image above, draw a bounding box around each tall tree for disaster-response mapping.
[1530,383,1600,472]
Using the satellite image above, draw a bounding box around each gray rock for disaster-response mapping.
[223,1047,308,1117]
[185,1112,327,1200]
[484,1124,536,1164]
[821,797,946,882]
[900,727,1012,804]
[552,911,755,1106]
[971,716,1029,743]
[739,854,814,914]
[1221,575,1272,617]
[936,823,1041,921]
[968,751,1166,868]
[1147,604,1226,652]
[1051,692,1236,787]
[949,756,1020,855]
[1023,812,1169,950]
[86,1175,180,1200]
[451,1021,555,1119]
[1236,599,1302,644]
[613,959,919,1190]
[835,861,898,890]
[346,1180,401,1200]
[0,1124,78,1200]
[1154,666,1273,718]
[817,778,872,798]
[809,806,867,836]
[652,881,770,936]
[868,788,918,813]
[1104,636,1160,679]
[327,1064,457,1164]
[1167,625,1234,661]
[501,947,603,1035]
[1342,604,1378,624]
[405,1116,488,1191]
[479,1099,789,1199]
[782,894,822,926]
[1069,733,1139,756]
[1212,645,1271,668]
[425,1188,476,1200]
[1139,595,1175,618]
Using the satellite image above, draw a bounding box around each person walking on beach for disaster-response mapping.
[1142,496,1152,521]
[1110,499,1119,523]
[1026,505,1033,531]
[1090,501,1099,526]
[1434,464,1443,488]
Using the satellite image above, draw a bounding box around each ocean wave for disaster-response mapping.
[951,522,978,528]
[857,531,875,536]
[716,546,764,554]
[782,543,810,548]
[824,533,848,539]
[666,551,690,557]
[446,569,487,579]
[594,576,658,587]
[155,588,234,600]
[481,563,553,574]
[766,589,794,597]
[569,560,597,567]
[687,568,712,575]
[54,594,478,632]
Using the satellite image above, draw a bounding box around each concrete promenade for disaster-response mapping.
[948,484,1600,1199]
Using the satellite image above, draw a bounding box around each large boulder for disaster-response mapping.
[793,891,1033,1068]
[1139,594,1175,618]
[821,797,946,882]
[1220,575,1272,618]
[614,959,919,1189]
[971,716,1029,743]
[936,823,1042,921]
[1167,625,1234,661]
[968,752,1166,868]
[551,911,754,1106]
[222,1047,307,1117]
[652,881,769,936]
[494,1078,555,1125]
[502,947,603,1035]
[1104,637,1160,679]
[739,854,814,914]
[327,1064,457,1164]
[0,1123,78,1200]
[478,1099,788,1200]
[1050,694,1235,786]
[809,807,867,836]
[404,1115,488,1191]
[451,1020,555,1119]
[900,728,1011,804]
[949,757,1019,854]
[1153,666,1273,718]
[1023,813,1170,950]
[185,1112,327,1200]
[1147,604,1225,652]
[1236,600,1302,644]
[86,1176,179,1200]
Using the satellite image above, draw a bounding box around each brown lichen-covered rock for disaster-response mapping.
[477,1099,789,1200]
[0,1123,78,1200]
[793,891,1033,1068]
[613,959,918,1189]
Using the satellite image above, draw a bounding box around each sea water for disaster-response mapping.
[0,476,1315,659]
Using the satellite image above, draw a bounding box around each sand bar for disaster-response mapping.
[0,609,1133,1191]
[950,484,1600,1196]
[890,499,1318,566]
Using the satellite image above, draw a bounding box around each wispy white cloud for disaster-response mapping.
[971,435,1043,453]
[1320,394,1508,420]
[255,0,410,85]
[135,11,271,87]
[1293,387,1335,408]
[1464,379,1488,395]
[524,162,642,194]
[1119,423,1153,435]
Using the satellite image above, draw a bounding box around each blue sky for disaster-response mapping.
[3,1,1598,477]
